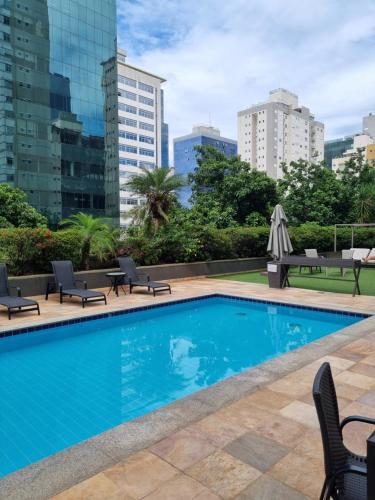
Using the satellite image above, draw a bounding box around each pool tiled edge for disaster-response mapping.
[0,292,370,339]
[0,300,374,500]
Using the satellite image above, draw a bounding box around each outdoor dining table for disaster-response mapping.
[279,256,362,297]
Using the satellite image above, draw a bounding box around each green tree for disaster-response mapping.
[0,184,48,227]
[278,160,344,225]
[60,212,116,270]
[125,167,185,233]
[189,146,278,226]
[340,152,375,222]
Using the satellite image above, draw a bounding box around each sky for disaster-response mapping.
[117,0,375,147]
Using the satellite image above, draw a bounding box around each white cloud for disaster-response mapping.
[117,0,375,158]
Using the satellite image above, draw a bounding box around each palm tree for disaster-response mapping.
[125,167,184,232]
[60,213,117,270]
[356,183,375,223]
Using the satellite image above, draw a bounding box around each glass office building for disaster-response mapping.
[173,126,237,206]
[0,0,118,224]
[324,136,354,169]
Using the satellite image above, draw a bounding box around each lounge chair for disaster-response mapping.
[351,248,370,261]
[46,260,107,308]
[118,257,171,296]
[299,248,323,274]
[313,362,375,500]
[0,263,40,320]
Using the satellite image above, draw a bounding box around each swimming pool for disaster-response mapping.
[0,295,366,477]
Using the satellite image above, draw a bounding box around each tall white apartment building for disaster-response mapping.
[237,89,324,179]
[103,49,167,227]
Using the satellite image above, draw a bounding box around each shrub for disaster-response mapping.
[0,228,82,275]
[224,227,269,258]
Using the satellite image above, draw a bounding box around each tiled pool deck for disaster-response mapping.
[1,278,375,500]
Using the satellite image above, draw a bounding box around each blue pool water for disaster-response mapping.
[0,295,364,477]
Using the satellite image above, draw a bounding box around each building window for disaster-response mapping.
[118,103,137,114]
[138,81,154,93]
[120,158,137,166]
[2,15,10,25]
[120,197,138,205]
[139,121,154,132]
[119,131,137,141]
[118,75,136,88]
[139,108,154,119]
[139,161,155,169]
[138,95,154,106]
[119,117,137,127]
[120,90,136,101]
[139,148,154,157]
[119,144,137,154]
[139,135,154,144]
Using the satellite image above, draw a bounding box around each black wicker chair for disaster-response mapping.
[0,263,40,320]
[118,257,171,296]
[46,261,107,308]
[313,362,375,500]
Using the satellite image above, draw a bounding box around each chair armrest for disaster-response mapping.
[340,415,375,431]
[333,464,367,479]
[75,279,88,289]
[137,273,150,281]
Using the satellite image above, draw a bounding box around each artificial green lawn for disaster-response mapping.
[211,267,375,296]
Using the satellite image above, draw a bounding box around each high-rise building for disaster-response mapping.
[329,112,375,172]
[363,113,375,139]
[161,89,169,168]
[237,89,324,179]
[0,0,118,224]
[102,49,167,227]
[173,125,237,206]
[324,136,354,169]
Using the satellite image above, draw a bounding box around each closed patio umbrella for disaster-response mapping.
[267,204,293,260]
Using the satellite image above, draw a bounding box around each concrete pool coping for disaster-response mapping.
[0,294,375,500]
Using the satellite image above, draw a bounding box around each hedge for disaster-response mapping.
[0,228,82,275]
[1,224,374,275]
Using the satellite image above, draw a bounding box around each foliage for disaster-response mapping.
[0,184,48,228]
[60,212,117,270]
[189,146,278,226]
[279,160,344,226]
[124,167,185,233]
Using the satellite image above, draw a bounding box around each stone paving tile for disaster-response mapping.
[334,370,375,390]
[362,353,375,366]
[350,362,375,378]
[358,390,375,407]
[51,472,133,500]
[333,349,366,362]
[149,428,216,470]
[215,400,272,430]
[234,474,310,500]
[224,431,289,472]
[102,450,179,499]
[279,401,319,428]
[188,413,248,448]
[242,388,293,412]
[186,450,261,499]
[252,412,309,448]
[269,451,324,499]
[293,429,323,460]
[142,474,214,500]
[335,382,367,401]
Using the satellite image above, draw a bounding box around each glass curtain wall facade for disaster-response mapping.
[174,134,238,207]
[0,0,118,224]
[324,136,354,169]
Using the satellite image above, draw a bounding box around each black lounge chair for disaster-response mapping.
[0,263,40,320]
[47,260,107,308]
[313,362,375,500]
[118,257,171,296]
